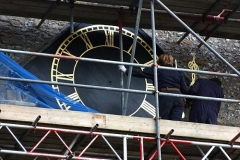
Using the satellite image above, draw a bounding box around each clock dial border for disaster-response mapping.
[51,24,158,117]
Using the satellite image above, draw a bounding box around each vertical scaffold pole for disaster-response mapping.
[150,0,161,159]
[69,0,74,34]
[122,0,143,115]
[155,0,240,77]
[118,7,125,115]
[123,136,127,159]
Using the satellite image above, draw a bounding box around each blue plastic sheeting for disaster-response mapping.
[0,52,98,113]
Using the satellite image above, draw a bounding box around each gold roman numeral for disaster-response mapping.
[105,30,114,46]
[144,60,154,65]
[53,71,74,81]
[127,44,133,53]
[67,92,79,101]
[140,100,156,117]
[55,92,85,111]
[146,83,155,91]
[61,49,74,57]
[141,60,153,70]
[80,33,93,50]
[56,99,71,110]
[66,92,81,102]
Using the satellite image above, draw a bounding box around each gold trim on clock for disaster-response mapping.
[51,24,158,117]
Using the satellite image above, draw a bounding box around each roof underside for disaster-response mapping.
[0,0,240,40]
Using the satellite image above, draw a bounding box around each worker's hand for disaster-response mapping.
[183,98,186,105]
[118,65,127,73]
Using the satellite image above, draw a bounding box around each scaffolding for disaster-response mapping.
[0,0,240,159]
[0,121,240,160]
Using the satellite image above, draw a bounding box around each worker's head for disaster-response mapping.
[210,78,222,87]
[157,53,174,66]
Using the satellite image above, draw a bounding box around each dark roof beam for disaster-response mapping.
[177,0,224,44]
[198,9,227,38]
[69,0,75,33]
[36,1,59,28]
[197,4,240,48]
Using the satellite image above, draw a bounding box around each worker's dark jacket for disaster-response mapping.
[187,78,224,124]
[126,65,189,121]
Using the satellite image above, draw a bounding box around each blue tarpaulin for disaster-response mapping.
[0,52,98,113]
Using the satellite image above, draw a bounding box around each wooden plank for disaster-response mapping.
[0,104,240,143]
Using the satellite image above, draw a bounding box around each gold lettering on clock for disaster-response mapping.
[127,45,133,53]
[141,60,153,70]
[61,49,74,57]
[52,71,74,82]
[146,83,155,91]
[56,99,71,110]
[140,100,156,117]
[79,33,93,50]
[66,92,81,103]
[144,60,154,66]
[105,30,114,46]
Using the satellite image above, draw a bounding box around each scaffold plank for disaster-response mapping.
[0,104,240,143]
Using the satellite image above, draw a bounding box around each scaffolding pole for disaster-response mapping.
[150,0,161,159]
[0,74,239,104]
[0,122,240,159]
[0,48,239,78]
[118,7,125,115]
[155,0,240,77]
[122,0,143,116]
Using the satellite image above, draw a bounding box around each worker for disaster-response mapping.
[187,78,224,124]
[118,53,189,121]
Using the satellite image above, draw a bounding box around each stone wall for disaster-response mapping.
[0,16,67,65]
[1,16,240,126]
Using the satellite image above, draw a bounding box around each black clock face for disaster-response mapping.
[51,25,159,118]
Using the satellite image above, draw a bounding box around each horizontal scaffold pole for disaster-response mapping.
[1,122,240,149]
[0,75,239,104]
[0,48,239,78]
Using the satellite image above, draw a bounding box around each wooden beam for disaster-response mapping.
[0,104,239,143]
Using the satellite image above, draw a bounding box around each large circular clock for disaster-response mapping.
[51,24,160,118]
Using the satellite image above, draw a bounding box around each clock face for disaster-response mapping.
[51,25,158,118]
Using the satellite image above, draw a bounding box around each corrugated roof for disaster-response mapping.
[0,0,239,40]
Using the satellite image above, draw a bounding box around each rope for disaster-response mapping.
[188,53,199,86]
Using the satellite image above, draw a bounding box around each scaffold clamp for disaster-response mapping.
[152,90,158,95]
[32,115,41,129]
[66,152,75,160]
[229,132,240,146]
[153,116,161,120]
[90,124,99,137]
[129,0,139,11]
[152,63,158,67]
[164,129,174,140]
[69,0,75,8]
